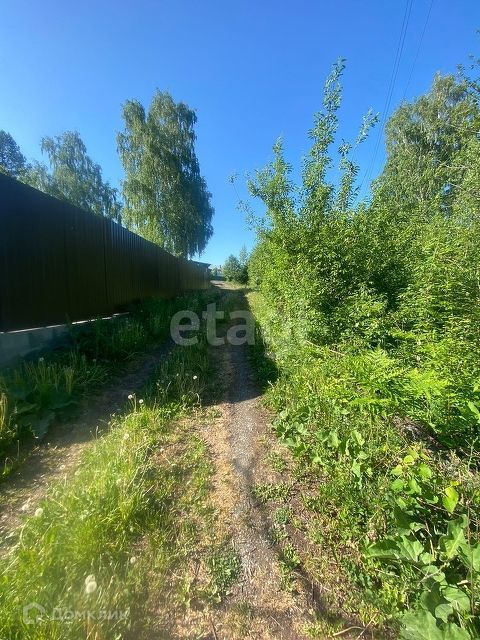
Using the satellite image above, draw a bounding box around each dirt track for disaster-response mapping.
[196,286,312,639]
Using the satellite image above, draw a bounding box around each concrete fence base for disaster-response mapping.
[0,325,71,369]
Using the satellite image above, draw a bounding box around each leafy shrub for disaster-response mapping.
[245,58,480,637]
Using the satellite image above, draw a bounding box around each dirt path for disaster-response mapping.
[0,340,173,541]
[197,288,313,639]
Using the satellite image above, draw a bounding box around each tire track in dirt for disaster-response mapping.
[198,287,313,639]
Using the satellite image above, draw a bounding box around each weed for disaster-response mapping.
[206,547,242,602]
[251,482,292,503]
[266,450,287,472]
[278,543,301,592]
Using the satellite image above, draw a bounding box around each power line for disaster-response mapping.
[359,0,413,193]
[402,0,434,99]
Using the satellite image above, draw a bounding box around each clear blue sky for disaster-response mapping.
[1,1,478,266]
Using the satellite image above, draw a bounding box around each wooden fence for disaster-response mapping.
[0,173,209,332]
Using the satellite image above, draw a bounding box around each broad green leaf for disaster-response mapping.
[418,463,433,479]
[366,538,399,561]
[328,430,339,448]
[442,623,471,640]
[397,535,425,563]
[439,517,468,561]
[458,542,480,572]
[420,582,444,615]
[434,603,453,623]
[408,478,422,494]
[441,586,470,612]
[466,401,480,419]
[401,610,443,640]
[442,486,459,514]
[391,478,406,492]
[352,429,365,446]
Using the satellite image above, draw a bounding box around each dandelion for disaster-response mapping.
[34,507,44,518]
[129,556,137,565]
[128,394,134,400]
[85,575,97,594]
[38,357,44,363]
[139,399,144,405]
[193,375,198,380]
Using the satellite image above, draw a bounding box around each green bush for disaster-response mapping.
[246,58,480,638]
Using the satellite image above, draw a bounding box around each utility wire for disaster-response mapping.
[402,0,434,99]
[359,0,413,193]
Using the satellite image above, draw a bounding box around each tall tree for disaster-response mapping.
[0,130,26,177]
[117,90,214,258]
[23,131,121,220]
[373,73,480,218]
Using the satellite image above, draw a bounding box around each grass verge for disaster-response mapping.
[248,289,480,640]
[0,292,212,478]
[0,288,238,639]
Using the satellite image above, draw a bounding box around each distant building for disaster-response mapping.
[191,261,211,281]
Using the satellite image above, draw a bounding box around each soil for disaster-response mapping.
[192,286,314,639]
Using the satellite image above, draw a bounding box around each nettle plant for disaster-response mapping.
[367,448,480,639]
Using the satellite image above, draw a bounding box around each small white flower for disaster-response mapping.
[128,394,134,400]
[34,507,44,518]
[38,357,45,363]
[123,432,130,441]
[193,375,198,380]
[129,556,137,565]
[85,574,97,594]
[139,399,144,405]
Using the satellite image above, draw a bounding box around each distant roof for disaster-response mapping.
[191,261,211,268]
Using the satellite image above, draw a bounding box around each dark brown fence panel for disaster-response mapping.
[0,174,209,332]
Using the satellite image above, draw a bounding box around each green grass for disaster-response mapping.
[0,288,236,639]
[248,289,480,639]
[0,290,222,476]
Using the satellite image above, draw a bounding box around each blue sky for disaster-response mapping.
[1,1,478,266]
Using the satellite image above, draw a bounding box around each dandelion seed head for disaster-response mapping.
[193,375,198,380]
[128,394,134,400]
[85,574,97,594]
[139,399,144,404]
[34,507,44,518]
[85,580,97,594]
[129,556,137,565]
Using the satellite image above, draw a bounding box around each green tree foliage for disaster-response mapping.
[0,130,26,177]
[117,90,214,257]
[247,60,480,638]
[222,251,248,284]
[23,131,121,220]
